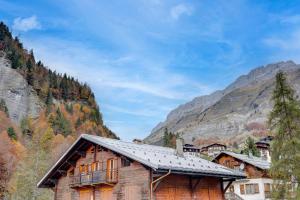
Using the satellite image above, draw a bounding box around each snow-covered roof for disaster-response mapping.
[213,151,270,170]
[38,134,245,187]
[82,134,244,177]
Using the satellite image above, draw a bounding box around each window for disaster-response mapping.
[107,159,117,182]
[92,162,97,171]
[121,158,130,167]
[240,184,245,194]
[264,183,271,198]
[69,169,74,176]
[264,183,271,192]
[79,164,86,174]
[245,184,259,194]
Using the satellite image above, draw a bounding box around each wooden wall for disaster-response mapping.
[216,155,269,178]
[55,144,150,200]
[154,175,224,200]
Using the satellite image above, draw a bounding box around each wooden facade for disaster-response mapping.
[201,143,227,157]
[214,154,269,179]
[38,136,244,200]
[55,145,150,200]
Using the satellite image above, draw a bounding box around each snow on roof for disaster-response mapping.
[82,134,244,177]
[214,151,270,170]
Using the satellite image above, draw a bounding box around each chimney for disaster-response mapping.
[248,152,253,158]
[176,138,184,157]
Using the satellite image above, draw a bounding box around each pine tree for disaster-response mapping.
[7,127,17,140]
[241,137,260,157]
[268,71,300,199]
[45,90,53,115]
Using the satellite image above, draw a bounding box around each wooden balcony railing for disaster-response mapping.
[69,169,118,187]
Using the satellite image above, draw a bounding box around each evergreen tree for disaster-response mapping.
[7,127,17,140]
[241,137,260,157]
[48,108,72,136]
[163,128,176,148]
[45,90,53,115]
[0,99,9,117]
[75,118,82,129]
[268,71,300,199]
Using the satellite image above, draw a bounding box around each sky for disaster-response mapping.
[1,0,300,141]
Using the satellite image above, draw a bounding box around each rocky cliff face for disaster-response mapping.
[0,52,43,124]
[145,61,300,145]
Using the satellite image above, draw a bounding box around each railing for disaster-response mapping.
[69,169,118,187]
[225,192,244,200]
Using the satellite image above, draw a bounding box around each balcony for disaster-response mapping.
[69,169,118,187]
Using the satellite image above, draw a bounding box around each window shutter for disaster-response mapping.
[240,184,245,194]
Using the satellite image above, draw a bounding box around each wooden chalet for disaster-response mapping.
[201,143,227,157]
[213,151,272,200]
[255,136,273,162]
[38,134,245,200]
[183,144,201,156]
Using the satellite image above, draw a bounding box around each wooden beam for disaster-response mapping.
[67,160,76,167]
[58,169,67,176]
[48,178,57,185]
[75,150,86,158]
[224,180,234,192]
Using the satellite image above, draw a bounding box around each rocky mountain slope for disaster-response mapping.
[0,21,117,199]
[0,52,43,123]
[145,61,300,145]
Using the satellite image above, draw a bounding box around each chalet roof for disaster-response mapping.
[201,143,227,149]
[38,134,245,188]
[213,151,270,170]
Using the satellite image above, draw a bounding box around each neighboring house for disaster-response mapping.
[201,143,227,157]
[183,144,201,156]
[213,151,272,200]
[38,134,245,200]
[255,136,273,162]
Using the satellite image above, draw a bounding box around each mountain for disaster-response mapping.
[145,61,300,145]
[0,22,117,199]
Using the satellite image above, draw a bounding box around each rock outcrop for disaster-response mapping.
[0,52,43,124]
[145,61,300,144]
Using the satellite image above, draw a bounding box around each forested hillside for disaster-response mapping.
[0,21,117,199]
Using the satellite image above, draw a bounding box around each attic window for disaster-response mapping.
[121,158,131,167]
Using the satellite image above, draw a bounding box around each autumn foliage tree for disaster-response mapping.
[0,153,9,199]
[268,71,300,199]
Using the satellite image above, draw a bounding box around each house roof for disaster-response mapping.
[201,143,227,150]
[213,151,270,170]
[38,134,245,188]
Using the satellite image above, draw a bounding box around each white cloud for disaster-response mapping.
[170,3,193,20]
[13,15,41,32]
[263,29,300,50]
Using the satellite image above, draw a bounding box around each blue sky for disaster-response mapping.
[1,0,300,141]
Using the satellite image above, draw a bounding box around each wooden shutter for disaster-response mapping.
[240,184,245,194]
[254,184,259,194]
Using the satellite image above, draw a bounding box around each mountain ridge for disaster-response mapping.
[145,61,300,145]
